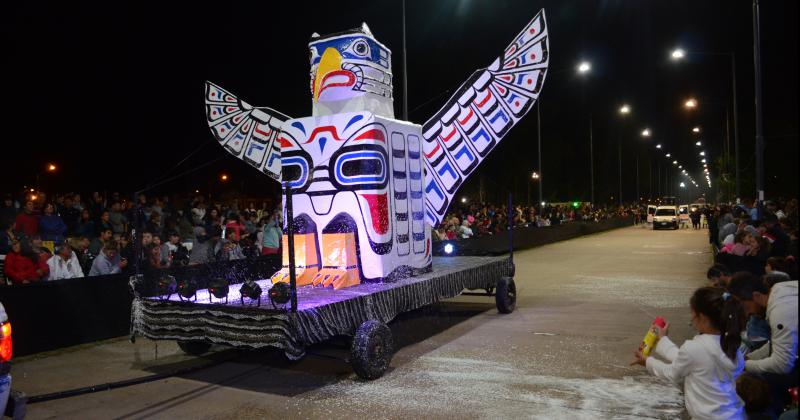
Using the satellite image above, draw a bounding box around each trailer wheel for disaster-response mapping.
[351,320,393,380]
[177,340,211,355]
[495,276,516,314]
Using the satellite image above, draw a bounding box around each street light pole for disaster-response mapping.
[401,0,408,121]
[537,101,543,209]
[753,0,765,218]
[589,113,594,206]
[730,53,740,200]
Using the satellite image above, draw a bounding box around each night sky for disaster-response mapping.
[4,0,797,204]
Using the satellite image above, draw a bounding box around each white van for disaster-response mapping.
[653,206,679,230]
[678,204,690,228]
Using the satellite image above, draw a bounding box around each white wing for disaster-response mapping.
[421,10,549,226]
[205,81,290,181]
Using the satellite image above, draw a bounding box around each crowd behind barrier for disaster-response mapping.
[684,198,797,419]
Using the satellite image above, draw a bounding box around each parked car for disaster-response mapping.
[653,206,679,230]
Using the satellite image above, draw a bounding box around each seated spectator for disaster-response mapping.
[761,213,789,257]
[5,238,48,284]
[164,231,190,267]
[108,202,128,235]
[73,209,96,239]
[47,243,84,280]
[89,228,113,256]
[217,230,245,260]
[765,256,798,280]
[96,210,113,236]
[176,211,196,244]
[151,234,168,266]
[203,207,222,232]
[721,231,751,256]
[459,219,474,239]
[144,243,166,271]
[68,236,92,275]
[15,200,39,237]
[0,221,17,255]
[118,233,135,268]
[39,202,67,243]
[30,235,53,261]
[707,263,733,288]
[89,240,127,276]
[728,275,798,416]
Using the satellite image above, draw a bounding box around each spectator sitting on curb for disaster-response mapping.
[47,243,84,280]
[39,202,67,243]
[89,240,127,276]
[707,263,733,288]
[15,200,39,237]
[728,275,798,417]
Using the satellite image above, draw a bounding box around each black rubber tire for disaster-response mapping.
[177,340,212,356]
[495,276,517,314]
[350,320,393,380]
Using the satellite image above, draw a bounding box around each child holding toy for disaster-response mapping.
[633,287,746,419]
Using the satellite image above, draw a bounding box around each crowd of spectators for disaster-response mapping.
[432,201,639,241]
[1,191,282,284]
[656,197,799,419]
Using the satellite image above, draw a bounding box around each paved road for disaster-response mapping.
[18,225,712,419]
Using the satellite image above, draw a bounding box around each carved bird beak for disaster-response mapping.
[313,47,343,101]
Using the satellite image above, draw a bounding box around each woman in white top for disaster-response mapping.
[634,287,746,420]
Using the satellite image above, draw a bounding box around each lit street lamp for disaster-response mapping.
[696,141,702,146]
[577,61,591,74]
[220,174,229,182]
[670,48,686,60]
[684,98,697,109]
[656,144,662,149]
[641,128,650,137]
[692,126,701,133]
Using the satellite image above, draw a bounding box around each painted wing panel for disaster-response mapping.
[421,10,549,226]
[205,81,290,181]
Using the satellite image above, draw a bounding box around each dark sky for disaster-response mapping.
[3,0,797,204]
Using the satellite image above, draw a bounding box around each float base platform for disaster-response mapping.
[132,256,512,359]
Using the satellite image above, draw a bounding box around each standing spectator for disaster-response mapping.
[73,209,96,238]
[39,203,67,243]
[177,211,196,244]
[4,239,48,284]
[1,194,17,229]
[260,212,282,255]
[96,210,113,236]
[0,222,17,255]
[189,226,215,265]
[89,228,113,256]
[191,201,206,226]
[47,243,84,280]
[72,193,84,211]
[225,213,246,242]
[761,213,789,257]
[146,211,163,238]
[108,202,128,235]
[89,192,105,220]
[89,241,127,276]
[15,200,39,237]
[118,233,135,266]
[60,196,81,235]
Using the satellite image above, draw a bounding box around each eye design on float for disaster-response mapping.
[281,155,310,190]
[347,39,371,58]
[330,146,388,191]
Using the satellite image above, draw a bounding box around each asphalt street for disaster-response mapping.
[16,225,713,419]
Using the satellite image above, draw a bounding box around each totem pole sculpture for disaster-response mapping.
[204,10,549,289]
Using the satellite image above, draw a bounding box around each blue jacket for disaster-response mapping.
[39,215,67,243]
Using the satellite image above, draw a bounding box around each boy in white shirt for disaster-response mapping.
[47,243,85,280]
